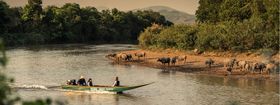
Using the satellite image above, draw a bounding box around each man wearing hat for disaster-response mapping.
[77,75,87,86]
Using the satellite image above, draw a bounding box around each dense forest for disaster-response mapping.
[0,0,172,46]
[139,0,279,51]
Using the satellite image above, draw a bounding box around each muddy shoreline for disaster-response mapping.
[107,49,280,81]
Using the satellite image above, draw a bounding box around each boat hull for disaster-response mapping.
[61,83,153,93]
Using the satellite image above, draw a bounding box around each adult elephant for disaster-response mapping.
[157,57,171,66]
[253,62,266,74]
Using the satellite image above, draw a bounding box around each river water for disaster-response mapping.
[5,44,279,105]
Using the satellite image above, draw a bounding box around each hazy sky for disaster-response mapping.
[3,0,199,14]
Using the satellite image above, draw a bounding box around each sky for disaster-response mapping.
[3,0,199,14]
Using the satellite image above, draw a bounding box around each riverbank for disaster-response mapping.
[108,49,280,81]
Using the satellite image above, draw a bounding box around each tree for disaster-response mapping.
[21,0,43,32]
[0,1,10,34]
[79,7,100,41]
[0,0,173,45]
[195,0,224,23]
[219,0,251,22]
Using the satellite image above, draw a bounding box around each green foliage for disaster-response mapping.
[139,24,197,50]
[195,23,226,50]
[138,24,162,48]
[157,24,197,49]
[139,0,279,52]
[195,0,278,24]
[0,1,172,46]
[21,0,43,32]
[0,1,10,34]
[195,0,224,23]
[219,0,252,22]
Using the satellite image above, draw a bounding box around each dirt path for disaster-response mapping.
[107,49,279,80]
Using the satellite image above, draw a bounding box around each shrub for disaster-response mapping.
[138,24,197,50]
[138,18,278,52]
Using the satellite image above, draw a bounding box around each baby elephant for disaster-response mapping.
[205,58,215,68]
[171,57,177,65]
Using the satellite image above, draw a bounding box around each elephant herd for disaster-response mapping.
[106,52,146,62]
[203,58,279,74]
[106,52,187,66]
[222,58,279,74]
[106,52,279,75]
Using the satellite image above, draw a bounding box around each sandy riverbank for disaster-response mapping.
[107,49,280,80]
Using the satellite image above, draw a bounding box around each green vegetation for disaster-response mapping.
[138,24,197,50]
[0,0,172,46]
[139,0,279,51]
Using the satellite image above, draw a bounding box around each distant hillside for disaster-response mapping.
[135,6,196,24]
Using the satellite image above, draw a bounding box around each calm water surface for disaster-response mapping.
[5,44,279,105]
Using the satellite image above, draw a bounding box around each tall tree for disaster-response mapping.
[0,1,10,34]
[219,0,251,22]
[21,0,43,32]
[195,0,224,23]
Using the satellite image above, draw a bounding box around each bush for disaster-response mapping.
[138,24,163,48]
[138,24,197,50]
[24,33,45,45]
[138,18,278,52]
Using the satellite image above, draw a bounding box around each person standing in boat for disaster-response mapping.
[87,78,93,86]
[77,76,87,86]
[113,76,120,87]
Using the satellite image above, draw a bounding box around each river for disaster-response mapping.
[5,44,279,105]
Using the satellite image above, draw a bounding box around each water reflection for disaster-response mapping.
[63,92,147,105]
[157,70,177,76]
[192,75,279,93]
[156,67,279,93]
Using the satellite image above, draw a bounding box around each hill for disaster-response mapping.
[135,6,196,24]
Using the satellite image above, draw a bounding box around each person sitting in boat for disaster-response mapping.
[66,80,71,85]
[68,79,77,85]
[77,76,87,86]
[87,78,93,86]
[112,76,120,87]
[71,79,77,85]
